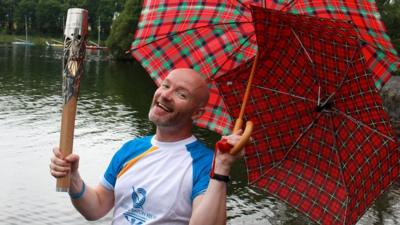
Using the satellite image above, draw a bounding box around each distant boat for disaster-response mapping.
[46,39,63,48]
[12,16,34,46]
[12,38,34,46]
[86,40,108,50]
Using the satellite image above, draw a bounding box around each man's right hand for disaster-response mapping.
[49,147,115,220]
[50,147,80,178]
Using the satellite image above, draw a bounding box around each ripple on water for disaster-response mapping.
[0,90,144,225]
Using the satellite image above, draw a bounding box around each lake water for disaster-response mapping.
[1,45,399,225]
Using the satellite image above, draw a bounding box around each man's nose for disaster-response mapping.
[160,88,173,100]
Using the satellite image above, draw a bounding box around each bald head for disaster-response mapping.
[167,68,210,107]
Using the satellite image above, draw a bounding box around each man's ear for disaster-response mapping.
[191,107,205,121]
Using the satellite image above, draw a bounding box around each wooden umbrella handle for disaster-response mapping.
[228,53,259,155]
[229,119,254,155]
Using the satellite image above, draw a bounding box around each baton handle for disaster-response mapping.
[56,97,78,192]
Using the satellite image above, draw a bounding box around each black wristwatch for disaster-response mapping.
[210,173,230,183]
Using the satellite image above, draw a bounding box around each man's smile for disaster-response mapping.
[156,101,173,113]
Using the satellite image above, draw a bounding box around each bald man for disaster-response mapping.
[50,68,244,225]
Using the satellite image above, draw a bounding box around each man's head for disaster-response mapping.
[148,68,209,131]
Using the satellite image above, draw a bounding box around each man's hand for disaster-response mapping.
[213,129,245,176]
[50,147,114,220]
[189,130,246,225]
[50,147,80,178]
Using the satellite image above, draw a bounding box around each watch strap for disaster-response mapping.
[210,173,230,183]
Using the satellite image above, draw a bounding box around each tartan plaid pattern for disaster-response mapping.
[131,0,263,134]
[131,0,398,134]
[216,6,400,225]
[264,0,399,89]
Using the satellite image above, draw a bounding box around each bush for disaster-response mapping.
[106,0,142,61]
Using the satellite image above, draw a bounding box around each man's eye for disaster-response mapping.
[176,91,187,99]
[161,83,169,89]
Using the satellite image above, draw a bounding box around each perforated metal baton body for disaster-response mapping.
[56,8,88,192]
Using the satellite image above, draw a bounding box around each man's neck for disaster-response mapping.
[155,125,193,142]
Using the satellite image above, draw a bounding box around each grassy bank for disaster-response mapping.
[0,34,63,46]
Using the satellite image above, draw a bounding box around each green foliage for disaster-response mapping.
[0,0,127,40]
[377,0,400,76]
[0,0,19,34]
[14,0,36,34]
[35,0,63,35]
[106,0,142,60]
[376,0,400,52]
[95,0,114,43]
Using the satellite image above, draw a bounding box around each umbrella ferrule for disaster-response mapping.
[316,101,333,112]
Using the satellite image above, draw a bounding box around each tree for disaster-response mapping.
[15,0,37,34]
[35,0,63,35]
[62,0,125,45]
[96,0,115,44]
[376,0,400,52]
[0,1,9,33]
[0,0,20,34]
[106,0,142,60]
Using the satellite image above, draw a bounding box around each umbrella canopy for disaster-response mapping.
[130,0,262,135]
[263,0,399,89]
[131,0,399,135]
[216,6,400,225]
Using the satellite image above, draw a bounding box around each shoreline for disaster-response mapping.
[0,34,63,46]
[0,34,106,47]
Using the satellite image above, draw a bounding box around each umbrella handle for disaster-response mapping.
[229,120,253,155]
[227,52,257,155]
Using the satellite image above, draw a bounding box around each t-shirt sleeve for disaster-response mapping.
[102,144,126,190]
[192,163,212,200]
[190,143,214,200]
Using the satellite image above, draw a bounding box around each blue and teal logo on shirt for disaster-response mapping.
[124,186,155,225]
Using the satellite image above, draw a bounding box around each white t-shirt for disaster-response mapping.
[102,135,214,225]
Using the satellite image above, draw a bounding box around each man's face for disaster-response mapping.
[148,70,205,128]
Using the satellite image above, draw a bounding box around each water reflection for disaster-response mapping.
[1,45,399,225]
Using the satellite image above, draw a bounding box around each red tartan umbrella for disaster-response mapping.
[130,0,399,135]
[215,6,400,225]
[263,0,399,89]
